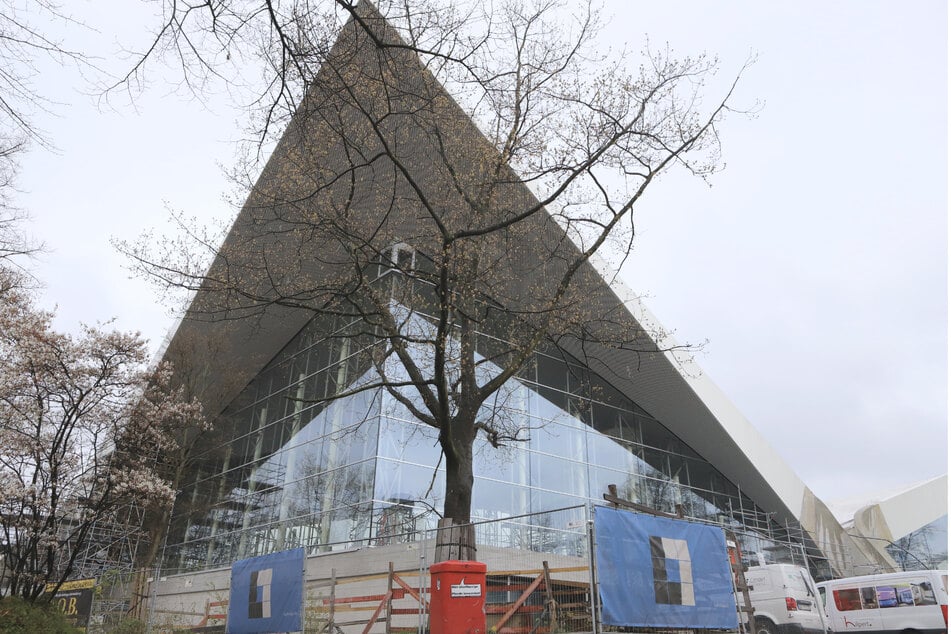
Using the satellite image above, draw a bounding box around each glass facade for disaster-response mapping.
[162,276,809,573]
[886,515,948,571]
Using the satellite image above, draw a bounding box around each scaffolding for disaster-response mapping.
[69,502,152,633]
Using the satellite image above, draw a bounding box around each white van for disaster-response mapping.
[817,570,948,634]
[739,563,829,634]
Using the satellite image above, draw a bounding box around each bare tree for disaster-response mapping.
[120,0,751,557]
[0,0,93,190]
[0,0,104,278]
[0,281,206,601]
[0,1,94,135]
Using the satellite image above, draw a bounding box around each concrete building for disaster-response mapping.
[149,2,941,601]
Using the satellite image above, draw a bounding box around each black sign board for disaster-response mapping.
[44,578,96,631]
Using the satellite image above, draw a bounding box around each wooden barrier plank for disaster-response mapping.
[486,604,544,614]
[317,568,423,586]
[361,590,392,634]
[312,605,378,614]
[488,566,587,576]
[493,572,546,631]
[320,588,405,605]
[393,573,427,608]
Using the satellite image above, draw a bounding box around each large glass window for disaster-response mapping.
[886,515,948,571]
[163,290,808,573]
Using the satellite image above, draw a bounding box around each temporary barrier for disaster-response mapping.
[137,503,835,633]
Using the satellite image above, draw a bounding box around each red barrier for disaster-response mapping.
[429,560,487,634]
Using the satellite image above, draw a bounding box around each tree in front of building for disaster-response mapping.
[120,0,752,556]
[0,268,206,601]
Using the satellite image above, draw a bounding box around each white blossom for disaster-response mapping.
[0,268,207,600]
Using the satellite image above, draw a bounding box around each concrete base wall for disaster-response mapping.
[146,542,590,632]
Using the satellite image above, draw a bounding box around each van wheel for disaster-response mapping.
[754,618,777,634]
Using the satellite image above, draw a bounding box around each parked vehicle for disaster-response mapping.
[739,563,829,634]
[817,570,948,634]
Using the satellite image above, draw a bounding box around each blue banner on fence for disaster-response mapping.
[227,547,305,634]
[594,506,738,629]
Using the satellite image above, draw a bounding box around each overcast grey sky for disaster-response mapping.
[12,0,948,507]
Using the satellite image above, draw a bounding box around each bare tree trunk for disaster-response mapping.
[128,569,150,622]
[442,437,474,524]
[437,418,477,561]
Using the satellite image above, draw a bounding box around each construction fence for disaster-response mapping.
[88,504,817,633]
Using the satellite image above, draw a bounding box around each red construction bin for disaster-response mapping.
[429,560,487,634]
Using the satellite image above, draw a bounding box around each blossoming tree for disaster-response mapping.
[0,268,207,601]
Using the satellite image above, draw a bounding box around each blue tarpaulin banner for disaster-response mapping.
[227,547,305,634]
[594,506,738,629]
